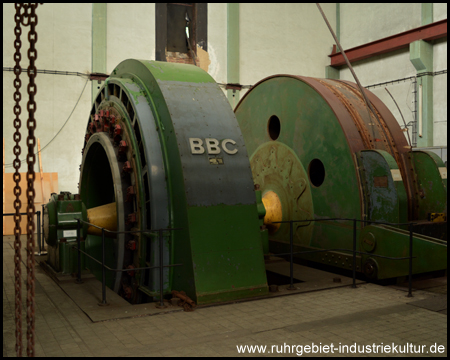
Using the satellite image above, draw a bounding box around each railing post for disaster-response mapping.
[408,222,413,297]
[352,219,357,288]
[36,211,41,255]
[75,219,83,284]
[156,229,167,308]
[99,228,108,305]
[288,221,295,290]
[41,204,46,252]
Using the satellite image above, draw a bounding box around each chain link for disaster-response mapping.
[26,4,39,357]
[13,4,23,357]
[13,3,41,357]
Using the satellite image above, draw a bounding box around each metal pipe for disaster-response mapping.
[76,219,82,284]
[36,211,41,255]
[275,248,414,260]
[352,219,357,288]
[408,223,413,297]
[385,87,412,146]
[41,204,45,252]
[227,3,240,107]
[273,218,414,226]
[72,245,182,271]
[288,221,295,290]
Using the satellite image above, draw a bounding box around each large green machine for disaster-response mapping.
[44,61,446,306]
[44,59,269,305]
[235,75,447,280]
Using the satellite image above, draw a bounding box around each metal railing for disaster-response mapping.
[272,218,417,297]
[3,210,46,255]
[73,218,182,307]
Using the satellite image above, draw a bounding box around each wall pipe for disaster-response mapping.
[227,3,240,108]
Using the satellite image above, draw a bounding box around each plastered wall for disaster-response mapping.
[338,3,447,148]
[6,4,444,197]
[207,4,228,89]
[239,3,336,100]
[3,4,157,194]
[106,4,156,74]
[340,3,422,49]
[3,3,92,194]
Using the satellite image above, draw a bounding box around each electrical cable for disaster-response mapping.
[3,66,91,78]
[385,87,412,146]
[5,77,89,168]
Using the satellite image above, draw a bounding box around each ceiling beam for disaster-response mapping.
[329,19,447,67]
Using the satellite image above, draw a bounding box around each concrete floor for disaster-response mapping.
[3,235,447,357]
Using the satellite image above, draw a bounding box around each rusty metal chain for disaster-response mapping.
[25,3,39,357]
[13,3,41,357]
[13,4,24,357]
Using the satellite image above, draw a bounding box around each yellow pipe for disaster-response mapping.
[87,202,117,236]
[261,191,282,234]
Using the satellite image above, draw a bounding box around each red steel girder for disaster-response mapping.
[329,19,447,67]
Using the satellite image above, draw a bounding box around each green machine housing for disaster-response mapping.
[45,60,269,304]
[44,192,88,274]
[235,75,447,280]
[43,62,447,306]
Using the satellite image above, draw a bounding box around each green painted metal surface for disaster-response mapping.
[43,193,88,274]
[410,40,433,147]
[235,76,362,256]
[410,151,447,220]
[250,141,314,248]
[360,224,446,280]
[91,3,107,103]
[186,204,268,304]
[421,3,433,25]
[325,66,339,80]
[59,241,86,275]
[79,59,268,304]
[236,74,447,280]
[356,150,406,224]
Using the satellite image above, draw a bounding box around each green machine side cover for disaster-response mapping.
[81,60,268,304]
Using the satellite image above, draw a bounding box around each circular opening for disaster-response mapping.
[308,159,325,187]
[268,115,281,140]
[80,142,115,209]
[80,133,128,293]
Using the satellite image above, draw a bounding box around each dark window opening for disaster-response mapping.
[156,3,207,61]
[167,3,194,53]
